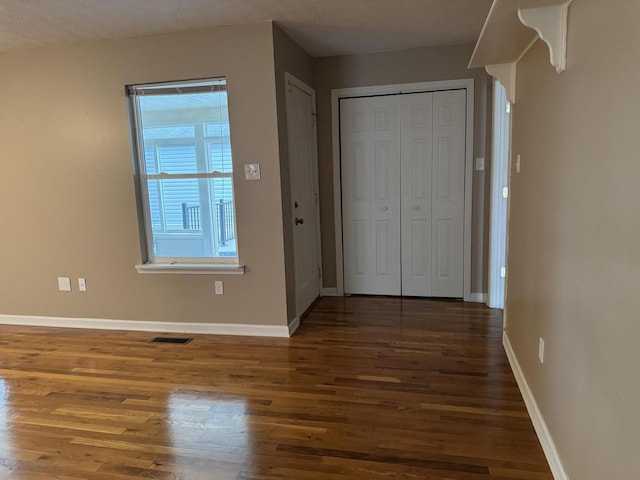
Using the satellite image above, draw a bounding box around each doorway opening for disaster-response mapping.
[331,79,475,300]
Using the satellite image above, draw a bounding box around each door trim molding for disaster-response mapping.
[285,72,323,318]
[331,79,475,300]
[488,79,510,310]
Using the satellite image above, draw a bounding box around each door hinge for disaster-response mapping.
[311,111,317,126]
[502,186,509,199]
[506,102,511,114]
[318,267,322,279]
[500,267,506,278]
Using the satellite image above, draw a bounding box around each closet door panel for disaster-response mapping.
[431,89,466,297]
[400,92,433,297]
[341,96,401,295]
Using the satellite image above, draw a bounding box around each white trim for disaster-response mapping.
[135,263,245,275]
[288,316,300,336]
[468,292,487,303]
[488,79,510,309]
[463,81,474,302]
[331,91,345,296]
[0,314,290,337]
[503,332,569,480]
[321,287,339,297]
[331,79,475,300]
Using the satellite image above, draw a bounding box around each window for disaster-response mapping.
[128,78,239,269]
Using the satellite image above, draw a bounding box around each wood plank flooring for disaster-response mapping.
[0,297,552,479]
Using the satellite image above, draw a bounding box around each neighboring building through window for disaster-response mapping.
[128,78,237,264]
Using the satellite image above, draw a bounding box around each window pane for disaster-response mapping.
[208,141,233,173]
[131,78,237,262]
[143,147,162,231]
[158,145,197,174]
[146,178,237,259]
[143,125,195,140]
[205,122,230,137]
[210,178,236,258]
[148,178,200,232]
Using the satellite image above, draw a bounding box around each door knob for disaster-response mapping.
[413,205,420,211]
[382,206,389,211]
[295,217,304,225]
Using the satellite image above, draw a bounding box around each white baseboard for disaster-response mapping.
[503,333,569,480]
[468,292,487,303]
[321,287,339,297]
[287,316,300,336]
[0,314,291,338]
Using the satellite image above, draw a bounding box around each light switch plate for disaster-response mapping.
[244,163,261,180]
[58,277,71,292]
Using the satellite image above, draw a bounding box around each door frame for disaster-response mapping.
[285,72,322,317]
[488,79,511,310]
[331,79,475,301]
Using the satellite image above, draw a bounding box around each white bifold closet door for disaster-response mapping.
[341,89,465,297]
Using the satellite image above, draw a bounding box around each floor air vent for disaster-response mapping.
[151,337,192,344]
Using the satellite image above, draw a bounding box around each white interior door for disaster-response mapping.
[341,89,466,298]
[430,89,466,297]
[286,75,321,316]
[400,92,434,296]
[341,95,401,295]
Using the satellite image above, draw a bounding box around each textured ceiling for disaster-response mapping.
[0,0,492,57]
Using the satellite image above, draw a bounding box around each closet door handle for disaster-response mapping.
[295,217,305,225]
[413,205,421,211]
[382,206,389,211]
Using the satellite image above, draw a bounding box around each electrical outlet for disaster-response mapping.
[57,277,72,292]
[78,278,87,292]
[215,281,224,295]
[538,337,545,364]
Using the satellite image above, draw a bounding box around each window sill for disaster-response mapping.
[135,263,245,275]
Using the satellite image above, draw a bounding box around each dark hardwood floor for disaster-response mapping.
[0,296,552,479]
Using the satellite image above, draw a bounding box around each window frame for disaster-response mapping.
[127,77,243,274]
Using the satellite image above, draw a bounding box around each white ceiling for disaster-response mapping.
[0,0,492,57]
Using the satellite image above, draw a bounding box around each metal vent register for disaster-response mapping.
[151,337,192,344]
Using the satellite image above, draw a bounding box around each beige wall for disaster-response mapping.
[314,44,492,293]
[0,23,291,326]
[272,24,315,321]
[506,1,640,478]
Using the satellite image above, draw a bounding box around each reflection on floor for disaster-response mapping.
[0,296,552,479]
